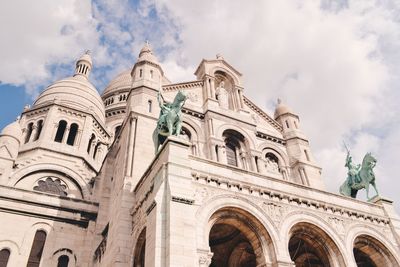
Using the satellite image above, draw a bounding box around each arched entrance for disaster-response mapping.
[208,207,276,267]
[353,235,399,267]
[288,222,345,267]
[133,228,146,267]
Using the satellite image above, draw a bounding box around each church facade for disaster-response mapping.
[0,44,399,267]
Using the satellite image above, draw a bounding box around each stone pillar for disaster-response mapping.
[210,78,216,99]
[29,125,38,142]
[250,152,258,172]
[217,144,227,164]
[238,88,245,109]
[372,197,400,247]
[62,126,70,143]
[207,118,214,136]
[257,157,266,174]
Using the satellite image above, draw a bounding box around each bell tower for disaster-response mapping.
[274,99,325,189]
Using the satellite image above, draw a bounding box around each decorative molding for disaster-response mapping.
[243,97,283,132]
[256,131,286,145]
[172,196,194,205]
[146,201,156,215]
[191,171,391,228]
[163,81,204,92]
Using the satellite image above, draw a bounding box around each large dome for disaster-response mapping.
[102,70,132,97]
[33,75,106,123]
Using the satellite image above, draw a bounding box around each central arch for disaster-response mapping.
[207,207,276,267]
[288,222,346,267]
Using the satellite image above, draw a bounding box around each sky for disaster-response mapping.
[0,0,399,210]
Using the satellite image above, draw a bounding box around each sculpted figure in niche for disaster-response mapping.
[215,81,229,109]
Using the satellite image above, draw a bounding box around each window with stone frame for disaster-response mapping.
[0,249,10,267]
[57,255,69,267]
[27,230,47,267]
[33,177,68,196]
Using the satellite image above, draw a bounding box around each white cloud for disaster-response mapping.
[0,0,108,95]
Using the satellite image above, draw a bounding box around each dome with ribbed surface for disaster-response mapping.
[102,70,132,96]
[33,75,105,123]
[0,120,22,142]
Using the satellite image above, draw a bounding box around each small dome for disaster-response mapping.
[137,42,159,64]
[102,70,132,96]
[1,119,22,142]
[77,51,92,66]
[274,99,293,119]
[33,76,106,123]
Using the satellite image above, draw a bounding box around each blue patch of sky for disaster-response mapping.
[0,84,29,130]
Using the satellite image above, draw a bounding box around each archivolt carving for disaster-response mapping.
[261,201,290,227]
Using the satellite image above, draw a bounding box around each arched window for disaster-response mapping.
[25,122,34,143]
[0,249,10,267]
[223,130,245,167]
[285,120,290,128]
[66,123,79,146]
[54,120,67,143]
[150,70,154,79]
[304,149,310,161]
[139,69,143,78]
[87,134,95,153]
[93,143,101,159]
[33,120,43,141]
[114,125,121,137]
[57,255,69,267]
[27,230,47,267]
[148,100,152,113]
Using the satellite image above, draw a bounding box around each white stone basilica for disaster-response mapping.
[0,44,399,267]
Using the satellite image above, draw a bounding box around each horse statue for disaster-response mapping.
[339,152,378,200]
[152,90,187,154]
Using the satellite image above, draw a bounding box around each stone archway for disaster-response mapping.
[208,207,276,267]
[288,222,345,267]
[353,235,399,267]
[133,228,146,267]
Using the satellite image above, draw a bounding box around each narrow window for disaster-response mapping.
[215,145,219,162]
[226,143,238,166]
[66,123,79,146]
[111,97,114,104]
[119,95,122,101]
[123,95,126,100]
[139,69,143,78]
[54,120,67,143]
[304,149,310,161]
[293,120,298,129]
[87,134,95,153]
[33,120,44,141]
[148,100,152,113]
[25,122,34,143]
[27,230,47,267]
[93,143,101,159]
[114,125,121,136]
[285,120,290,128]
[150,70,154,79]
[57,255,69,267]
[0,249,10,267]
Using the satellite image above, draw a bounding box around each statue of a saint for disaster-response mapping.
[265,157,279,173]
[345,152,361,185]
[215,81,229,109]
[152,90,187,153]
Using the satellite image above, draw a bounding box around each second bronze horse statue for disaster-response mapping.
[152,90,187,154]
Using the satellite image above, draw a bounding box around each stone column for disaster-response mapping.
[250,152,258,172]
[238,88,245,109]
[217,144,227,164]
[29,125,38,142]
[210,78,216,99]
[257,157,266,174]
[62,126,70,143]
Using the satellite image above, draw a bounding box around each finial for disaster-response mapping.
[85,50,91,55]
[16,116,21,121]
[277,98,282,104]
[146,40,150,46]
[216,53,224,60]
